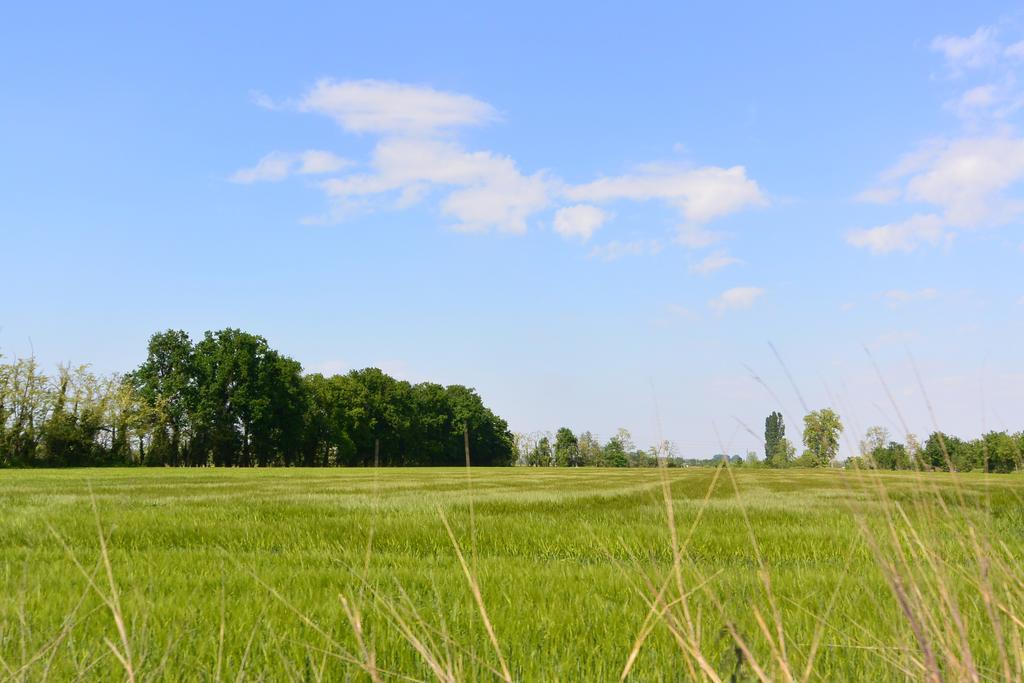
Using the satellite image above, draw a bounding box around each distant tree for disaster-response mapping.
[554,427,580,467]
[977,431,1020,473]
[873,441,910,470]
[615,428,635,454]
[603,434,628,468]
[922,432,963,471]
[577,431,603,466]
[512,432,537,466]
[773,438,796,467]
[131,330,197,466]
[649,440,678,465]
[905,433,923,468]
[528,436,553,466]
[860,426,889,463]
[802,409,843,467]
[764,411,785,466]
[189,329,306,467]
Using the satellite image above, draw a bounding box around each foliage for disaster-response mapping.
[763,411,785,466]
[801,408,843,467]
[0,330,514,468]
[553,427,579,467]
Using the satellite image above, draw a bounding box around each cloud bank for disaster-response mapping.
[234,79,766,249]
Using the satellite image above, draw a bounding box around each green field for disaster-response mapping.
[1,468,1022,681]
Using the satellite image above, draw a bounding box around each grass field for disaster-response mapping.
[1,467,1023,681]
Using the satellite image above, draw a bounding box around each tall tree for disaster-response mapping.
[802,409,843,467]
[764,411,785,466]
[577,431,603,466]
[131,330,197,466]
[554,427,579,467]
[603,434,628,468]
[528,436,552,466]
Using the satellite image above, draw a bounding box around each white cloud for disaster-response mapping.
[230,152,293,183]
[881,288,939,307]
[250,90,279,110]
[443,172,550,234]
[566,164,765,225]
[931,26,1000,71]
[298,150,349,175]
[319,138,551,233]
[853,28,1024,254]
[230,150,349,183]
[553,205,608,241]
[690,250,741,274]
[846,214,948,254]
[709,286,764,313]
[299,79,496,135]
[587,240,662,261]
[239,79,767,243]
[852,136,1024,253]
[903,137,1024,226]
[958,84,998,109]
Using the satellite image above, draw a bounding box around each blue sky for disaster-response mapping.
[3,1,1023,456]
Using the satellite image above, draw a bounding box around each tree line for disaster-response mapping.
[760,409,1022,473]
[516,409,1022,473]
[513,427,677,467]
[3,334,1020,472]
[0,329,515,467]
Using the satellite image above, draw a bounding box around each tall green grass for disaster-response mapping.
[0,467,1021,680]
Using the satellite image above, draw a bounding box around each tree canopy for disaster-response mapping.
[0,329,514,467]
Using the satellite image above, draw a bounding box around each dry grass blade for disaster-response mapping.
[437,506,512,683]
[339,594,382,683]
[88,492,136,683]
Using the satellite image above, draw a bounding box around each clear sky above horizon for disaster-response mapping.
[3,2,1023,457]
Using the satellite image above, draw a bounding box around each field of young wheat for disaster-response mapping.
[1,467,1022,681]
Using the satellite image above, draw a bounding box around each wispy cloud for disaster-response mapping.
[238,79,767,242]
[931,26,1000,72]
[690,250,741,274]
[852,26,1024,254]
[846,214,949,254]
[317,137,551,234]
[881,288,939,308]
[709,286,764,313]
[230,150,349,183]
[553,205,608,241]
[565,163,765,245]
[299,79,497,135]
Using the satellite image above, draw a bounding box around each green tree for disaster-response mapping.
[872,441,910,470]
[922,432,958,471]
[764,411,785,466]
[132,330,197,466]
[802,409,843,467]
[577,431,603,466]
[554,427,579,467]
[189,329,306,467]
[977,431,1020,473]
[528,436,552,466]
[603,434,628,468]
[860,426,889,462]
